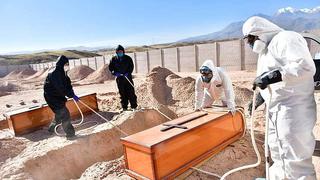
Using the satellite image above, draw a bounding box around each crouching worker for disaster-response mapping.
[44,55,80,138]
[195,60,236,115]
[109,45,137,112]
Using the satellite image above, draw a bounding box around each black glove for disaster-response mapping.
[248,92,265,115]
[253,70,282,90]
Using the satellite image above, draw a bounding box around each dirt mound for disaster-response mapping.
[36,68,51,81]
[68,65,94,81]
[233,85,253,107]
[0,81,23,96]
[134,67,195,116]
[2,69,21,80]
[24,68,48,80]
[149,66,174,78]
[79,157,129,180]
[167,76,195,108]
[78,64,113,84]
[16,68,36,79]
[144,67,174,105]
[98,92,121,111]
[3,68,37,80]
[0,138,26,166]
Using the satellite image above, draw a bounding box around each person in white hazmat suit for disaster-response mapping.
[195,60,236,114]
[243,16,317,180]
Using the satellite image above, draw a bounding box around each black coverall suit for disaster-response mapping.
[109,54,137,110]
[43,56,75,137]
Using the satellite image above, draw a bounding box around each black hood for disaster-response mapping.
[116,45,125,53]
[56,55,69,68]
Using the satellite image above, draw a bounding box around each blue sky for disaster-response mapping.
[0,0,319,54]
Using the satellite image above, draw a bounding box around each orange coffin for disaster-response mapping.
[121,109,245,180]
[4,93,98,136]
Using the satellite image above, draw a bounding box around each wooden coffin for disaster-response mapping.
[4,93,98,136]
[121,109,245,180]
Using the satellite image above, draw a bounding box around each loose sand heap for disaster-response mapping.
[0,138,26,167]
[24,68,48,80]
[2,68,36,80]
[1,70,21,80]
[0,81,24,96]
[79,157,129,180]
[77,64,113,85]
[68,65,94,81]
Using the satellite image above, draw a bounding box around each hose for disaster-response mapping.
[54,99,98,136]
[54,99,128,137]
[219,90,261,180]
[265,86,271,180]
[78,99,129,136]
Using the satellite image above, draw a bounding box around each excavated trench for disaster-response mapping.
[0,109,174,180]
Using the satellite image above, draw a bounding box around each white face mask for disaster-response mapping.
[252,40,267,54]
[64,65,70,72]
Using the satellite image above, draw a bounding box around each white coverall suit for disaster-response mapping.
[243,16,317,180]
[195,60,236,112]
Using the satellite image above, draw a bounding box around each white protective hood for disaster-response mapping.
[242,16,283,43]
[200,60,221,84]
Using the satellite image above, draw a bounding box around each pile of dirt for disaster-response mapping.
[24,68,48,80]
[0,81,23,96]
[133,67,196,116]
[233,85,253,107]
[79,157,129,180]
[2,68,37,80]
[0,138,26,166]
[16,68,37,79]
[143,66,174,105]
[78,64,113,84]
[68,65,94,81]
[98,92,121,111]
[166,74,195,108]
[2,69,21,80]
[36,68,51,81]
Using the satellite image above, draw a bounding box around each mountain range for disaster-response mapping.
[178,6,320,43]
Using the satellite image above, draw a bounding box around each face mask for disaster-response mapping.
[252,40,267,54]
[201,75,212,83]
[64,65,70,72]
[117,52,124,57]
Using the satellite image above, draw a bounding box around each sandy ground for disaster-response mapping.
[0,66,319,179]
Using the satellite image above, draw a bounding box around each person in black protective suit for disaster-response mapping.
[109,45,137,111]
[44,55,80,138]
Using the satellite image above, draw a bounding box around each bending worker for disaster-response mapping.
[243,16,317,179]
[195,59,236,114]
[109,45,138,111]
[44,55,80,138]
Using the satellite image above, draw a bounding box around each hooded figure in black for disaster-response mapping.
[44,55,79,137]
[109,45,137,111]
